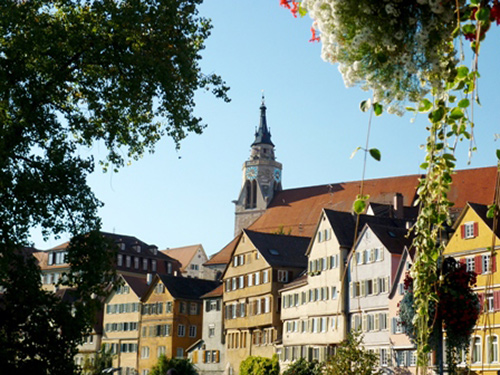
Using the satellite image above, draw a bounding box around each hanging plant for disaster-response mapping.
[399,257,480,370]
[281,1,499,372]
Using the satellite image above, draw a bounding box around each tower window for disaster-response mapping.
[245,180,257,209]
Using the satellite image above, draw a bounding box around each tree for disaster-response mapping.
[240,355,280,375]
[0,0,228,373]
[150,355,197,375]
[81,345,114,375]
[282,357,323,375]
[323,331,382,375]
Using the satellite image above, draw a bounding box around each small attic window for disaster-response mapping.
[388,231,396,238]
[269,249,280,256]
[118,242,126,251]
[133,244,141,253]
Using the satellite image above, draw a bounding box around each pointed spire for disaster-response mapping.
[252,92,274,147]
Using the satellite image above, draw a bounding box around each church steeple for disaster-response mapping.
[234,96,283,236]
[252,95,274,147]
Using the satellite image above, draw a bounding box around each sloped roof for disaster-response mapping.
[200,284,224,299]
[365,223,413,255]
[324,209,409,249]
[121,274,150,298]
[38,231,180,275]
[248,166,497,237]
[244,229,311,269]
[157,275,220,300]
[466,202,500,236]
[368,202,419,220]
[204,234,241,266]
[389,247,415,298]
[161,244,203,272]
[279,271,308,293]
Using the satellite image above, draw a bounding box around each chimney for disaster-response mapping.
[393,193,404,219]
[146,273,152,285]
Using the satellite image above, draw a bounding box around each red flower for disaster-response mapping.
[491,2,500,25]
[291,1,299,18]
[309,27,320,42]
[280,0,291,9]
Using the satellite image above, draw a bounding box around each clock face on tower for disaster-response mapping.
[273,168,281,183]
[245,166,258,180]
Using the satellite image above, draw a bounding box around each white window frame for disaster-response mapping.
[177,324,185,337]
[464,222,475,239]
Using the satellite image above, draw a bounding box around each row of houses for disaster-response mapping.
[186,199,499,375]
[31,100,500,374]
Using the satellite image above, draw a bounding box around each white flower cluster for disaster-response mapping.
[301,0,460,113]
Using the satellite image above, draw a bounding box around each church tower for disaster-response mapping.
[234,96,282,236]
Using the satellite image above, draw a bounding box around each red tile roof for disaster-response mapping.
[204,233,241,266]
[248,166,497,238]
[161,244,203,272]
[200,284,224,299]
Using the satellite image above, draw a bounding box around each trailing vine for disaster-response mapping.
[281,0,500,373]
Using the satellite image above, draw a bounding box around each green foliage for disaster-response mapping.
[282,357,323,375]
[240,354,280,375]
[0,0,228,373]
[81,345,114,375]
[323,331,382,375]
[150,355,197,375]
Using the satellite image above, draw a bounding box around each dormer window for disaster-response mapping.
[133,244,141,253]
[461,222,478,239]
[118,242,126,251]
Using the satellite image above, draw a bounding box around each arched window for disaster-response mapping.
[487,335,498,363]
[245,180,257,209]
[472,336,482,363]
[251,180,257,208]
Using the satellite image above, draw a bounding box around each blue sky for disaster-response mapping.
[34,1,500,256]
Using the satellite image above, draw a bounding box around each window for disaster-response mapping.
[180,302,186,314]
[409,351,417,366]
[255,272,260,285]
[208,325,215,338]
[317,231,323,243]
[264,297,271,313]
[331,286,337,299]
[189,325,197,337]
[190,264,199,270]
[487,335,498,363]
[278,270,289,283]
[166,301,172,313]
[152,259,157,272]
[466,257,475,273]
[126,256,131,268]
[176,347,184,358]
[167,262,172,274]
[190,302,198,315]
[177,324,185,337]
[143,258,148,271]
[483,254,492,274]
[472,336,482,363]
[141,346,150,359]
[134,257,139,269]
[380,348,388,366]
[262,270,269,283]
[463,221,477,239]
[156,346,165,357]
[117,254,123,266]
[486,293,495,312]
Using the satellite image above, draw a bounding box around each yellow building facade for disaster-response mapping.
[223,229,310,374]
[138,274,219,375]
[443,202,500,374]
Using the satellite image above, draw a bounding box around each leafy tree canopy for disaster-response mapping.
[0,0,228,373]
[323,331,382,375]
[150,355,197,375]
[240,354,280,375]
